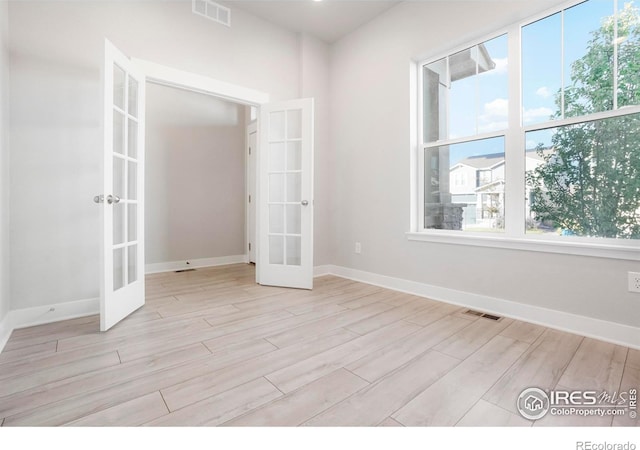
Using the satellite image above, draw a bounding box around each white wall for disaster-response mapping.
[299,34,332,266]
[8,1,304,310]
[0,1,9,324]
[145,83,246,265]
[329,1,640,328]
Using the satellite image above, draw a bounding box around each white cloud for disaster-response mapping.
[491,58,508,74]
[482,98,508,118]
[477,98,508,133]
[523,106,554,123]
[536,86,551,98]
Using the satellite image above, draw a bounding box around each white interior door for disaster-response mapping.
[99,40,146,331]
[258,99,314,289]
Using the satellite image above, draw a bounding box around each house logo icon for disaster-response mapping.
[517,387,550,420]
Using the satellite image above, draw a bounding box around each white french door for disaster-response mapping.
[258,99,314,289]
[99,40,146,331]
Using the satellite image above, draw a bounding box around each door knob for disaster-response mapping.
[301,200,309,206]
[106,195,121,204]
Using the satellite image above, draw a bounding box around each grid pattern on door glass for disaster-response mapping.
[268,109,303,266]
[112,64,139,291]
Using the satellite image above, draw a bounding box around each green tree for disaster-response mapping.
[527,3,640,238]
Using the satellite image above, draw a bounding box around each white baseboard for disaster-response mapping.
[9,297,100,330]
[326,264,640,350]
[145,254,248,274]
[313,265,332,277]
[0,297,100,353]
[0,312,11,354]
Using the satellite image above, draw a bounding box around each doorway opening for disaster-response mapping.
[144,82,257,274]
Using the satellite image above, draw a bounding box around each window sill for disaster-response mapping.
[406,231,640,261]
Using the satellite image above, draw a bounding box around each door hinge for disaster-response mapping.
[249,147,252,155]
[248,243,252,251]
[248,195,251,203]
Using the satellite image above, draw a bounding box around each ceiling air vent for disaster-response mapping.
[193,0,231,27]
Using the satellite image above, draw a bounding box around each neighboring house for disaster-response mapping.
[449,149,549,229]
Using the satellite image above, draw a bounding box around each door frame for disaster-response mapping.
[130,58,270,282]
[246,120,257,264]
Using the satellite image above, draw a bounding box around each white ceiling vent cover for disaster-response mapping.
[193,0,231,27]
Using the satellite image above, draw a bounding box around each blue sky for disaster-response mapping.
[442,0,623,166]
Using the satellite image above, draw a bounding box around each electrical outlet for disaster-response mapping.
[629,272,640,293]
[354,242,362,254]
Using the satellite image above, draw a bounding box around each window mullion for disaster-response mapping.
[613,0,619,110]
[504,24,525,238]
[561,9,565,119]
[414,63,424,232]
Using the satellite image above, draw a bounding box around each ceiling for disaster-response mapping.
[226,0,401,43]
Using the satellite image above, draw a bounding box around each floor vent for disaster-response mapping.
[192,0,231,27]
[464,309,502,321]
[175,268,197,273]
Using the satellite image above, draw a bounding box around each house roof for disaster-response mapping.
[454,148,551,170]
[457,152,505,169]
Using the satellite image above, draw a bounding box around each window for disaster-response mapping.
[422,35,508,231]
[415,0,640,252]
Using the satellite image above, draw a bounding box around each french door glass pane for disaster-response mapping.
[286,204,301,234]
[269,143,285,172]
[128,161,138,200]
[113,156,125,198]
[286,173,301,202]
[286,236,301,266]
[128,245,137,284]
[113,110,125,155]
[113,65,125,110]
[269,236,284,264]
[269,111,285,141]
[287,141,302,171]
[113,247,124,291]
[128,203,137,242]
[128,77,139,118]
[113,203,125,245]
[269,174,285,202]
[287,109,302,139]
[269,204,284,234]
[128,119,138,159]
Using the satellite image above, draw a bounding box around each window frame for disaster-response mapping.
[409,0,640,261]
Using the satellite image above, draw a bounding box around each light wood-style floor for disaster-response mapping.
[0,264,637,427]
